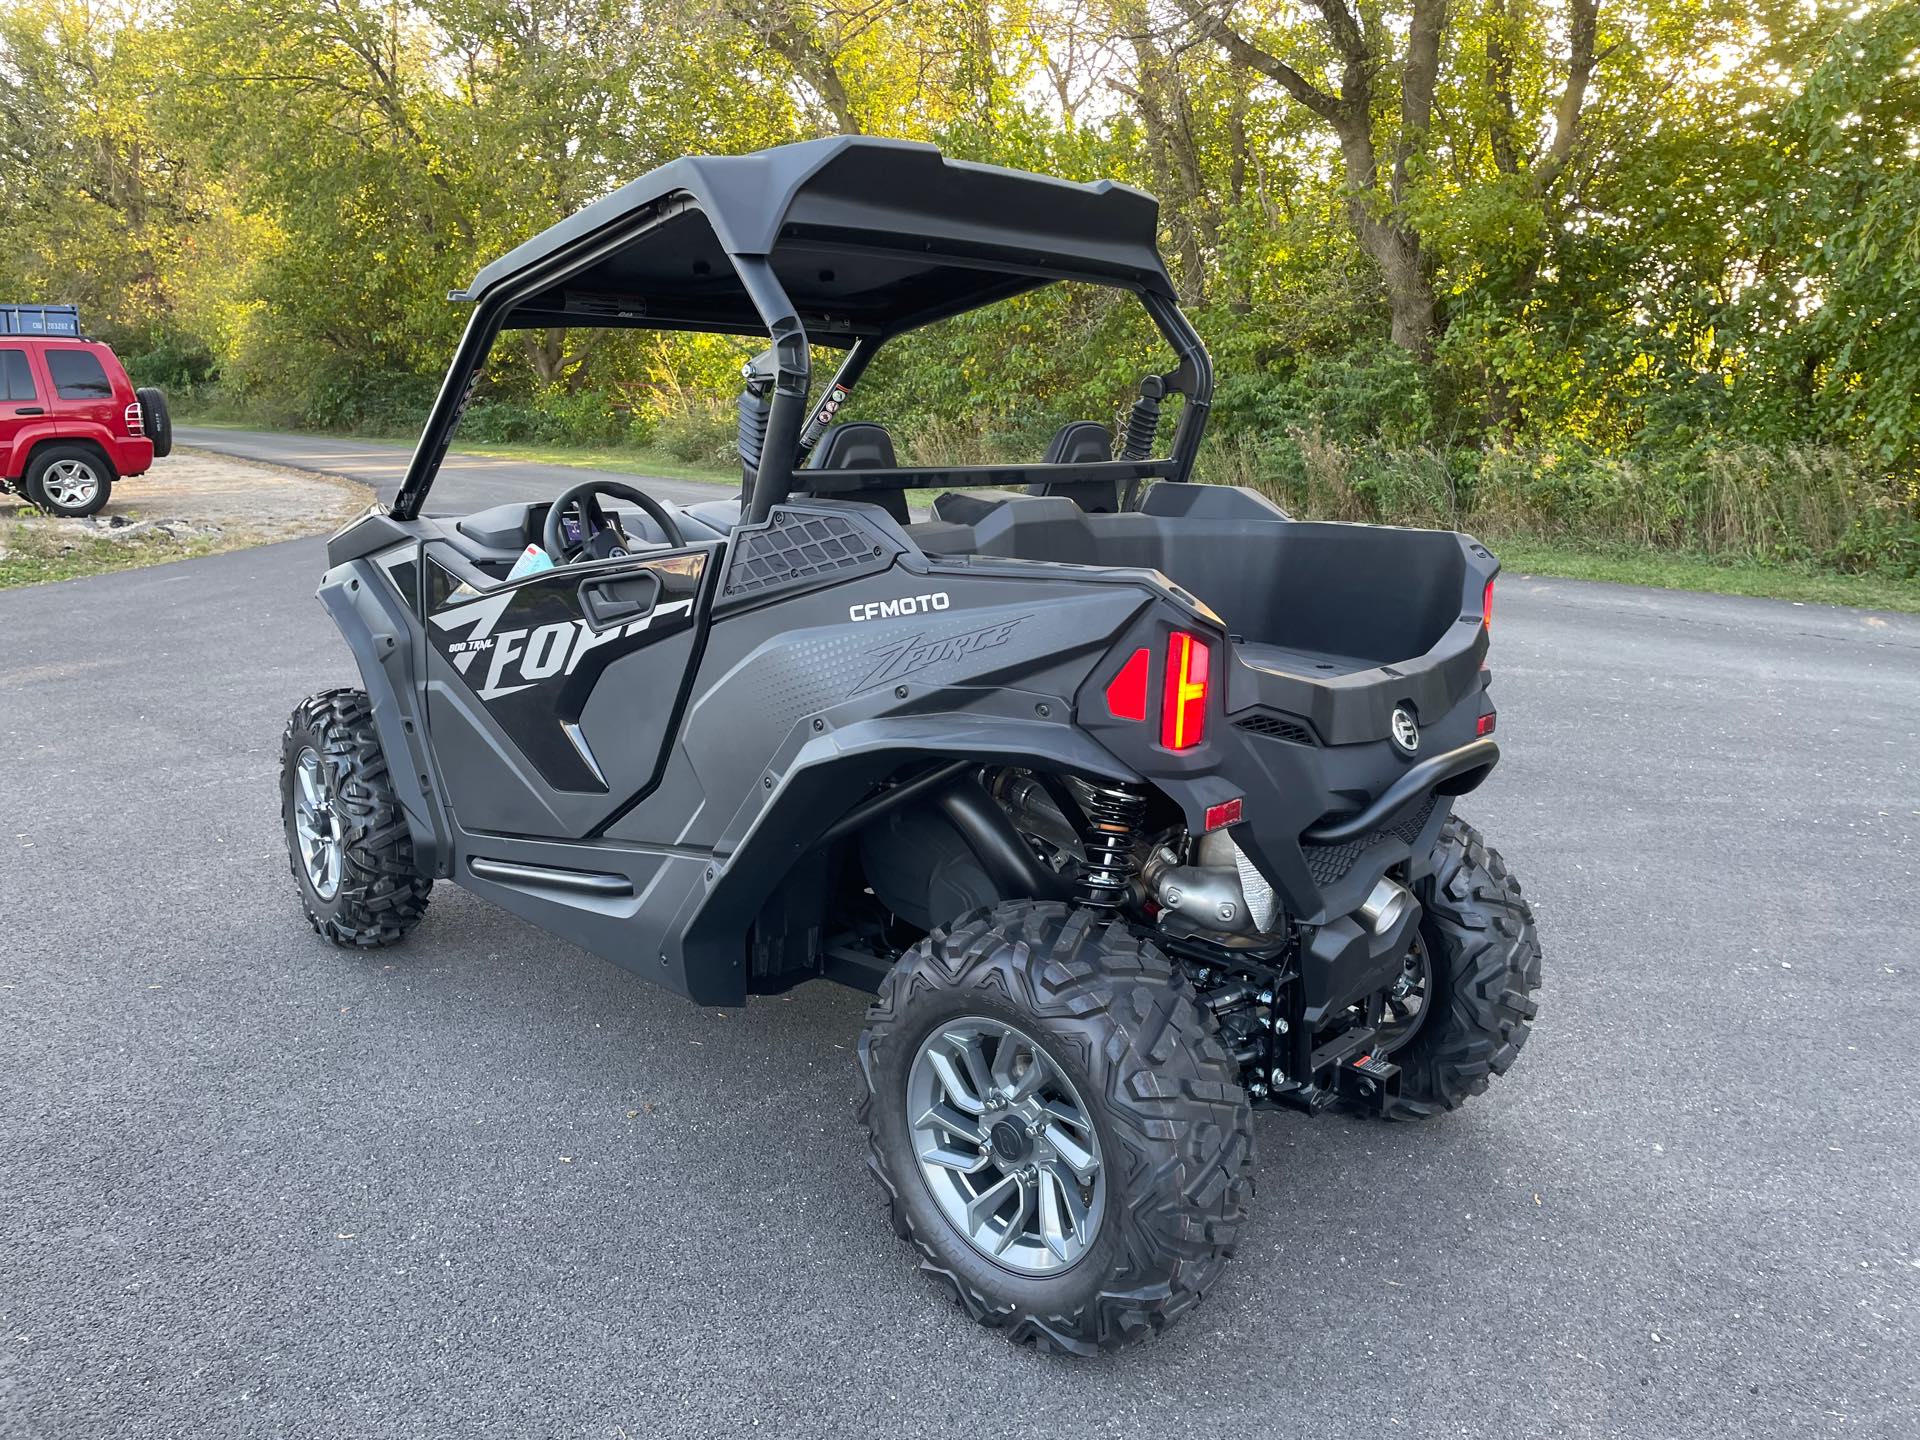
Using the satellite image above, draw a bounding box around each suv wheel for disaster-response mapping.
[25,444,113,517]
[859,902,1254,1353]
[280,689,431,948]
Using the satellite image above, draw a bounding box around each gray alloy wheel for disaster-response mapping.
[39,457,102,511]
[291,746,344,900]
[906,1016,1106,1274]
[1374,930,1433,1054]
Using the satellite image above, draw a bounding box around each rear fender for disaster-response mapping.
[316,547,450,874]
[4,425,65,482]
[674,717,1141,1003]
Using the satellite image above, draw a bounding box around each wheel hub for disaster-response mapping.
[292,747,345,901]
[42,459,99,508]
[905,1017,1106,1274]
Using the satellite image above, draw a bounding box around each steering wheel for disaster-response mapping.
[542,480,685,564]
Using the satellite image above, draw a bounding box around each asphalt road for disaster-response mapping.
[175,427,732,513]
[3,448,1916,1437]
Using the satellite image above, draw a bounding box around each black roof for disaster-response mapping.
[458,137,1172,342]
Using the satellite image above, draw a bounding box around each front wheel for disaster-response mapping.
[279,689,431,948]
[858,902,1254,1354]
[1376,816,1542,1119]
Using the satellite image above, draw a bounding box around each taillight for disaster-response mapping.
[1482,577,1494,629]
[1161,631,1210,750]
[1104,647,1151,722]
[125,401,144,437]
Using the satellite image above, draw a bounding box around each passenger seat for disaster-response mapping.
[804,422,909,523]
[1028,421,1119,512]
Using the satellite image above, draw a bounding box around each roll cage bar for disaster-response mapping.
[390,150,1213,524]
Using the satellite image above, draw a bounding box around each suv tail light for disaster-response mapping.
[124,401,144,437]
[1161,631,1210,750]
[1482,577,1494,629]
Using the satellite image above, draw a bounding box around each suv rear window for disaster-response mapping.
[45,349,112,400]
[1,349,33,402]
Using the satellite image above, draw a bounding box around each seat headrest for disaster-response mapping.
[1042,421,1113,465]
[807,422,897,470]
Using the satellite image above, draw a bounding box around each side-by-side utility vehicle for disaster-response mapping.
[280,138,1542,1354]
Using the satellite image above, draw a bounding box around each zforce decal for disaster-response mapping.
[856,614,1031,692]
[432,590,692,701]
[421,550,708,794]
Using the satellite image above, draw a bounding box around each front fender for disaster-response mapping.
[317,555,450,875]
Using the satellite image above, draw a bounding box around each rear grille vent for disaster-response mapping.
[1235,712,1316,746]
[1300,795,1439,886]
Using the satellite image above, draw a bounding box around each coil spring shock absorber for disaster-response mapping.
[1074,780,1147,909]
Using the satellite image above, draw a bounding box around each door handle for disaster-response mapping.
[579,572,662,632]
[12,407,43,415]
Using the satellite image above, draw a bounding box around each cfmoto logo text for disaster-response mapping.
[848,591,950,622]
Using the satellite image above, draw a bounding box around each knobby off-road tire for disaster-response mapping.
[859,901,1254,1354]
[280,689,430,948]
[1384,816,1542,1120]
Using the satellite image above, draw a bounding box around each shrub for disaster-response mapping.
[653,395,738,466]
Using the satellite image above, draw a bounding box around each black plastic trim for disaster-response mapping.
[1301,739,1500,845]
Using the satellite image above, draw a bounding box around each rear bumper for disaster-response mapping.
[105,435,154,477]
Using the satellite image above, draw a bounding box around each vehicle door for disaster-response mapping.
[418,536,718,842]
[0,345,46,476]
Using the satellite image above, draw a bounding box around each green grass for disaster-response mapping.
[1489,538,1920,613]
[165,417,1920,614]
[0,519,221,589]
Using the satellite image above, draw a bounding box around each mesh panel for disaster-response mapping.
[1235,712,1317,746]
[1300,795,1439,886]
[721,509,884,599]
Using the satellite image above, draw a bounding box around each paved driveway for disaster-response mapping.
[175,427,732,513]
[1,473,1915,1436]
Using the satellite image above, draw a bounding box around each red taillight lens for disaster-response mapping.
[1477,711,1497,736]
[1482,577,1494,629]
[1104,647,1151,722]
[1161,631,1210,750]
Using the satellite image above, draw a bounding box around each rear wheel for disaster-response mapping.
[1377,816,1541,1119]
[25,444,112,517]
[280,689,430,948]
[859,901,1253,1353]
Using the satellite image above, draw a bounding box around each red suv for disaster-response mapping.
[1,317,172,517]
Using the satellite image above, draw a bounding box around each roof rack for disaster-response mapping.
[0,304,81,337]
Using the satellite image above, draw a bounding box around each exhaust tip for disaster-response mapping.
[1357,876,1414,936]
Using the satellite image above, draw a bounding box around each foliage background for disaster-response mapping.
[1,0,1914,578]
